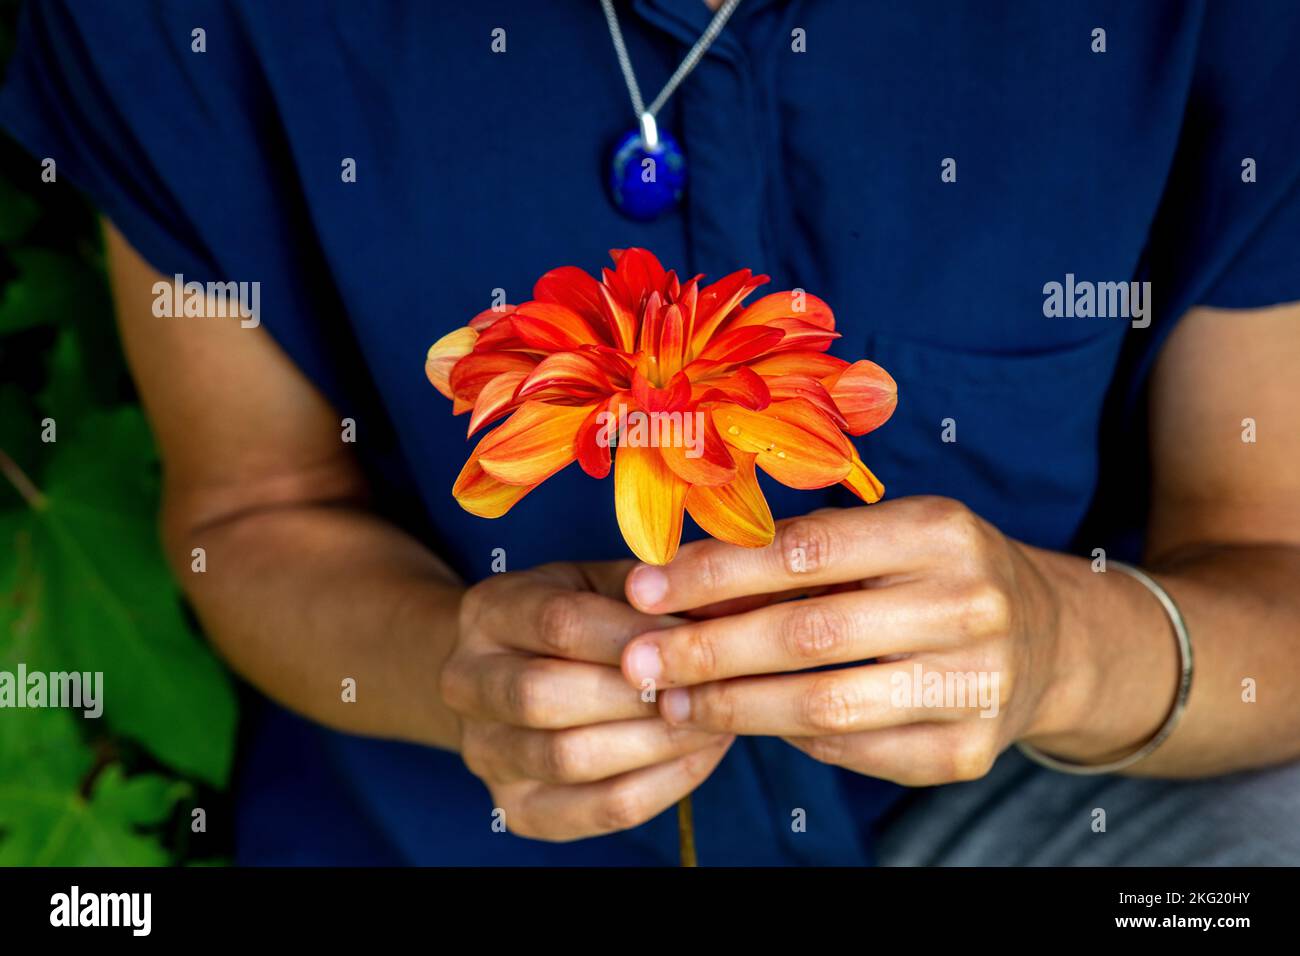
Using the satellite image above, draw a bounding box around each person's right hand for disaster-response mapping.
[439,560,734,842]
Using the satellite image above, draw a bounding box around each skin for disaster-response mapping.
[617,303,1300,781]
[105,223,730,842]
[107,219,1300,843]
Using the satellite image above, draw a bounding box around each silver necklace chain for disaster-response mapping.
[600,0,743,145]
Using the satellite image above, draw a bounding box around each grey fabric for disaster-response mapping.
[875,748,1300,866]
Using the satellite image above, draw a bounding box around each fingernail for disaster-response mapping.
[628,564,669,608]
[625,641,662,683]
[662,688,691,724]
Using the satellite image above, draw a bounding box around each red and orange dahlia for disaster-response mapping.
[425,249,897,565]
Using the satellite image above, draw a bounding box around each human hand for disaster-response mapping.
[618,498,1090,785]
[440,560,733,840]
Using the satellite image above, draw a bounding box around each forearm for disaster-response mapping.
[166,502,465,750]
[1025,541,1300,777]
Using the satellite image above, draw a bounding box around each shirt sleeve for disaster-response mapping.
[0,0,351,405]
[1201,173,1300,309]
[1135,0,1300,385]
[1,0,236,283]
[1090,0,1300,559]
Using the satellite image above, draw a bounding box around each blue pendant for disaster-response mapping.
[608,114,686,221]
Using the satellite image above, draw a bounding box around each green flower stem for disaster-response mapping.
[677,795,697,867]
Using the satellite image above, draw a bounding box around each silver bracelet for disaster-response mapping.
[1016,560,1194,775]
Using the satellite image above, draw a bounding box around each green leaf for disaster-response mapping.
[85,765,190,827]
[23,254,126,418]
[0,175,40,243]
[0,508,41,661]
[0,763,183,866]
[0,385,47,509]
[0,248,96,334]
[0,704,93,793]
[0,407,237,785]
[38,328,94,428]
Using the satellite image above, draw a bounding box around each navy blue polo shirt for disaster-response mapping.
[4,0,1299,865]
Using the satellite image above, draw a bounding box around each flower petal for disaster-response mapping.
[476,401,593,485]
[598,283,637,352]
[449,351,538,408]
[724,290,835,333]
[841,450,885,503]
[660,411,737,486]
[676,278,700,339]
[426,327,477,398]
[534,267,604,322]
[511,302,609,349]
[516,351,614,400]
[766,317,840,353]
[764,374,848,429]
[696,325,785,364]
[467,370,529,436]
[580,344,637,383]
[828,360,898,435]
[631,368,691,413]
[470,316,540,353]
[469,305,517,330]
[690,364,772,410]
[612,247,669,304]
[713,398,853,489]
[576,396,621,479]
[637,291,664,355]
[748,351,849,378]
[690,269,769,352]
[615,442,689,566]
[685,452,775,548]
[665,270,681,301]
[657,302,687,379]
[453,453,537,518]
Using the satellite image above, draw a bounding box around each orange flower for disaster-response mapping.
[426,249,897,565]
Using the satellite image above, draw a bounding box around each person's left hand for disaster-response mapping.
[617,496,1088,785]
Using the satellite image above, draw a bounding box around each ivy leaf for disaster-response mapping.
[0,248,93,334]
[0,703,92,793]
[0,763,186,866]
[88,765,191,827]
[0,407,237,785]
[38,328,94,429]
